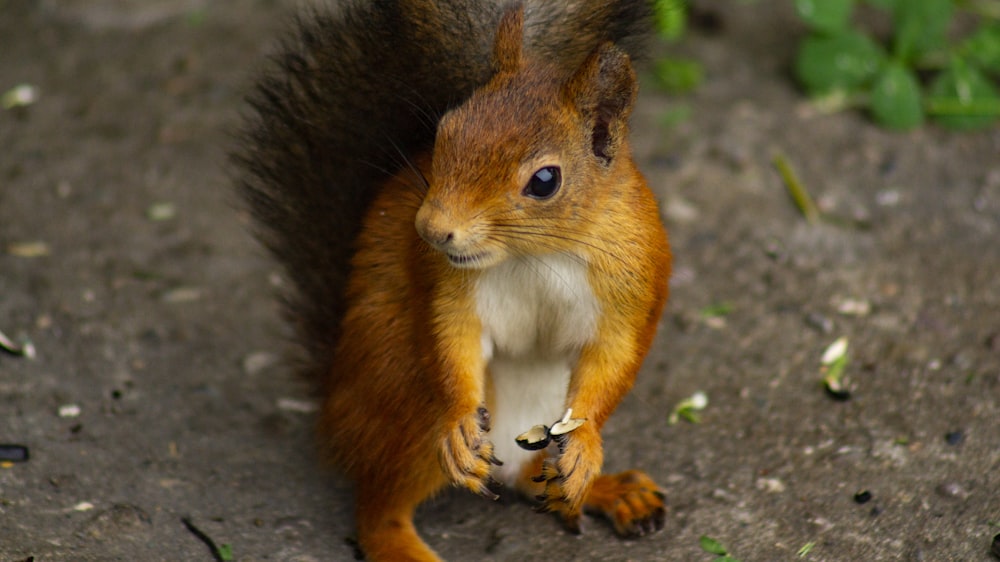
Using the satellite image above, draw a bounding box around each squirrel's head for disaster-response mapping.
[415,5,642,270]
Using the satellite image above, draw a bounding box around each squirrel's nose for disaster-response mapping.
[423,227,455,248]
[415,203,458,249]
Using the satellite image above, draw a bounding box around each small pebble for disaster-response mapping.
[949,351,974,370]
[276,397,318,414]
[57,180,72,198]
[986,332,1000,353]
[6,241,51,258]
[146,202,176,221]
[663,197,699,224]
[944,430,964,446]
[58,404,81,418]
[755,477,786,494]
[805,312,834,334]
[854,490,872,504]
[875,189,901,206]
[0,444,30,462]
[836,298,871,317]
[877,152,898,176]
[243,351,279,376]
[935,481,968,500]
[161,287,202,303]
[703,316,726,329]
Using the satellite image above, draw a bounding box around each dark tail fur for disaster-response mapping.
[234,0,654,384]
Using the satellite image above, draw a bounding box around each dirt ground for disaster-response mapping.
[1,0,998,560]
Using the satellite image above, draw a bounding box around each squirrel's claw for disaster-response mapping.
[532,425,602,530]
[439,406,500,500]
[562,511,583,535]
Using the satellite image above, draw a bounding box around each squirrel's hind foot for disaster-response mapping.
[584,469,667,538]
[524,446,665,538]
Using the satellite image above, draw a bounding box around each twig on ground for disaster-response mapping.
[773,151,820,223]
[181,517,230,562]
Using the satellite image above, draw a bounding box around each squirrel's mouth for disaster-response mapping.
[446,251,491,269]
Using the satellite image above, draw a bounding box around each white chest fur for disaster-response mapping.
[475,254,600,484]
[475,254,599,357]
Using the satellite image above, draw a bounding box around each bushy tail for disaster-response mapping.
[233,0,654,383]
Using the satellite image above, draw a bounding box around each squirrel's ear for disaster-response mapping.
[563,43,638,165]
[492,5,525,75]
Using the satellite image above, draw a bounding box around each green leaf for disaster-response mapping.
[669,391,708,425]
[795,0,855,33]
[795,30,887,95]
[658,104,693,128]
[653,57,704,94]
[870,61,924,130]
[700,535,729,555]
[655,0,687,41]
[927,58,1000,129]
[218,543,234,561]
[892,0,952,62]
[1,84,38,109]
[959,24,1000,75]
[699,302,733,318]
[865,0,897,10]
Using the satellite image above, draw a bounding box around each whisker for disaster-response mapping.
[380,73,443,134]
[487,225,620,262]
[497,221,625,253]
[489,216,611,239]
[391,141,431,195]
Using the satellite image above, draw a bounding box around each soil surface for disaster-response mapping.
[2,1,998,561]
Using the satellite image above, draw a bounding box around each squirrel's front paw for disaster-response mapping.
[534,425,602,533]
[439,406,503,499]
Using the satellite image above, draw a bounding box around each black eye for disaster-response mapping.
[523,166,561,199]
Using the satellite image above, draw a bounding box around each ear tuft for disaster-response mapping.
[563,43,638,165]
[492,5,525,75]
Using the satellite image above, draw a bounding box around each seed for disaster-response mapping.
[0,329,36,358]
[549,417,585,436]
[517,408,588,450]
[854,490,872,504]
[515,425,550,451]
[549,408,587,436]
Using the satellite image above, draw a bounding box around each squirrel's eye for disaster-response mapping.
[523,166,561,199]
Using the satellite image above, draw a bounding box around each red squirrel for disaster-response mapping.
[236,1,670,560]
